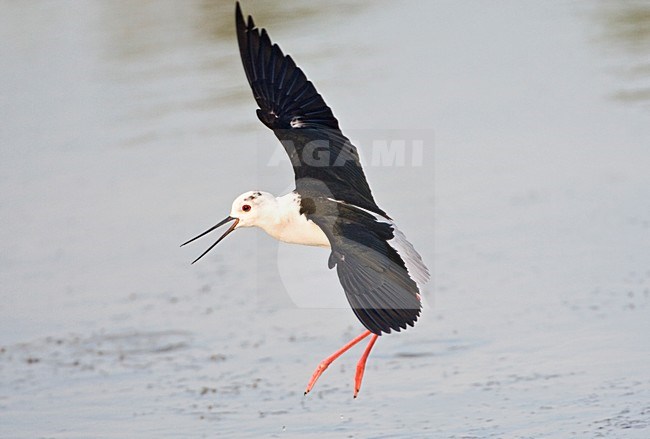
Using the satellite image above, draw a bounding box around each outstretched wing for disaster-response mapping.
[235,3,386,217]
[306,197,429,335]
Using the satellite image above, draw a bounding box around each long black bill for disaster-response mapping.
[181,216,239,264]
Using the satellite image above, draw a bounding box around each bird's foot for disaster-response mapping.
[304,362,329,395]
[303,330,372,396]
[353,334,378,398]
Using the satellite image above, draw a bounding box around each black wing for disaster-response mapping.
[235,3,386,217]
[306,198,423,335]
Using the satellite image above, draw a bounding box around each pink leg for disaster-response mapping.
[304,330,372,395]
[354,334,379,398]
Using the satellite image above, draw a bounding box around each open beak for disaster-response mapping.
[181,216,239,264]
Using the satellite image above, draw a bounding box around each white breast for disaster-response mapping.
[276,214,330,248]
[262,193,330,248]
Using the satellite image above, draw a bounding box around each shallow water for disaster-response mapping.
[1,1,649,437]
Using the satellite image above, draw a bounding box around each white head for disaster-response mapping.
[181,190,277,263]
[228,190,277,228]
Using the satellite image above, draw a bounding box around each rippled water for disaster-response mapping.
[1,1,649,437]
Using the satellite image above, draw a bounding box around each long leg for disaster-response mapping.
[354,333,379,398]
[304,330,371,395]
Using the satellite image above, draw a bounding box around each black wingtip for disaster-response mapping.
[235,2,245,31]
[235,2,244,27]
[235,2,255,35]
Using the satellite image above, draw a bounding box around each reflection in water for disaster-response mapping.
[592,1,650,107]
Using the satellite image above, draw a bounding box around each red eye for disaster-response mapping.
[242,204,251,212]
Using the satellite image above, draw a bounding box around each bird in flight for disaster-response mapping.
[182,2,429,398]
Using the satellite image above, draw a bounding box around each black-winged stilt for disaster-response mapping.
[182,2,429,398]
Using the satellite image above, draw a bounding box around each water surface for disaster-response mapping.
[1,1,649,437]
